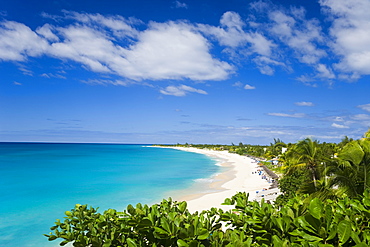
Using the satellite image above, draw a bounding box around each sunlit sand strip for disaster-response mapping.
[158,146,278,213]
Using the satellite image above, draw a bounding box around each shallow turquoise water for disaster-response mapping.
[0,143,219,246]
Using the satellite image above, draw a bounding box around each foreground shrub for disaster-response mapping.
[45,198,221,247]
[46,191,370,246]
[221,192,370,246]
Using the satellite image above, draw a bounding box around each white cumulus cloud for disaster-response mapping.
[36,24,59,41]
[174,1,188,9]
[0,21,49,61]
[233,81,256,90]
[331,123,349,128]
[244,84,256,90]
[198,11,275,56]
[358,103,370,112]
[0,15,234,82]
[320,0,370,78]
[268,9,326,65]
[316,64,335,79]
[295,101,314,106]
[232,81,243,87]
[351,114,370,121]
[268,112,306,118]
[123,21,233,81]
[160,84,207,96]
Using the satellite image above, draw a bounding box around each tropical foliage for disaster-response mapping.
[275,129,370,203]
[328,137,370,198]
[46,191,370,246]
[45,199,220,247]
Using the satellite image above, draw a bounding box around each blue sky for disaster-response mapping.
[1,0,370,144]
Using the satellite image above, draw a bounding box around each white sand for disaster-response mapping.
[159,147,272,213]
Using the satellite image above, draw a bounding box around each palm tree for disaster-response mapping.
[328,137,370,197]
[338,136,354,148]
[285,138,324,189]
[270,138,287,157]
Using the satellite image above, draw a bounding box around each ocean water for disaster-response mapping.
[0,143,220,247]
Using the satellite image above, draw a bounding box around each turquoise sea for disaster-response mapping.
[0,143,220,247]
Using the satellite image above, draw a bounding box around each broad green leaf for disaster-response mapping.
[197,228,209,240]
[138,218,152,228]
[272,235,282,245]
[363,197,370,207]
[175,216,184,228]
[135,208,144,215]
[339,141,364,165]
[178,201,187,213]
[177,239,189,247]
[298,217,316,234]
[154,226,169,236]
[127,204,136,216]
[127,238,138,247]
[161,218,171,233]
[60,240,69,246]
[289,229,303,236]
[245,237,252,247]
[300,232,323,242]
[359,138,370,153]
[106,208,116,215]
[324,205,333,230]
[222,198,232,205]
[286,207,295,219]
[47,235,57,241]
[275,217,284,232]
[188,224,195,237]
[338,220,351,244]
[351,231,362,245]
[326,225,337,241]
[50,225,58,230]
[309,198,323,220]
[193,215,199,228]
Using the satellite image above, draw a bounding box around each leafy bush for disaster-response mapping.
[46,191,370,246]
[45,198,221,247]
[275,169,309,206]
[221,192,370,246]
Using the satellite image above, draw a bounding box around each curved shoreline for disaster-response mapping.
[158,146,274,212]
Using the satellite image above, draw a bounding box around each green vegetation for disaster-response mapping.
[46,129,370,246]
[275,129,370,204]
[45,191,370,246]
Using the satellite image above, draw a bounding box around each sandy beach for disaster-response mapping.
[160,147,277,213]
